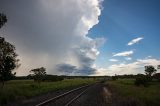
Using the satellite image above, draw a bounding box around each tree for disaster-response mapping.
[144,65,157,76]
[30,67,46,84]
[0,13,19,87]
[153,73,160,81]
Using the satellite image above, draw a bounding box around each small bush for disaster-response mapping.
[134,76,149,87]
[30,84,38,88]
[153,73,160,82]
[112,76,118,81]
[43,75,64,82]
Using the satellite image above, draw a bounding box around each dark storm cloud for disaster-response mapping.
[56,63,96,75]
[56,63,78,75]
[78,66,96,75]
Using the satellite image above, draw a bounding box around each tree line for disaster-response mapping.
[112,65,160,87]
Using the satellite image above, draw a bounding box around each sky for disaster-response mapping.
[0,0,160,76]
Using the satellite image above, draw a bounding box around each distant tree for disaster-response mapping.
[0,13,19,88]
[112,74,118,81]
[136,73,145,77]
[144,65,157,82]
[134,75,148,87]
[153,73,160,81]
[30,67,46,84]
[0,13,7,28]
[43,75,64,82]
[144,65,157,76]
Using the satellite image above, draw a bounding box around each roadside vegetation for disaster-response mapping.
[107,65,160,106]
[0,78,95,104]
[107,79,160,106]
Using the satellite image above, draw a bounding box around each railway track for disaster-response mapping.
[35,84,93,106]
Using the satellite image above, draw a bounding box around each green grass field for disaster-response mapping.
[107,79,160,106]
[0,78,95,104]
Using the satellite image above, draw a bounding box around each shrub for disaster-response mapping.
[153,73,160,81]
[134,76,148,87]
[112,76,118,81]
[43,75,64,82]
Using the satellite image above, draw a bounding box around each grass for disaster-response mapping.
[107,79,160,106]
[0,78,95,104]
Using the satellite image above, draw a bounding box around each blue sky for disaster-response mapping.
[88,0,160,70]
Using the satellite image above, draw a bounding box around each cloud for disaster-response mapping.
[0,0,103,75]
[94,58,160,76]
[127,37,144,46]
[113,50,134,57]
[146,56,152,59]
[125,57,132,61]
[56,63,77,75]
[109,59,119,62]
[56,63,96,76]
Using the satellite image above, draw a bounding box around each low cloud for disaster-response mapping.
[127,37,144,46]
[113,50,134,57]
[56,63,77,75]
[94,58,160,76]
[56,63,96,76]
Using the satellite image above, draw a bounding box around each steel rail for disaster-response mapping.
[35,84,91,106]
[65,86,88,106]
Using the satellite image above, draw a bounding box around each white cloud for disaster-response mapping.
[109,59,119,62]
[125,57,132,60]
[113,50,134,57]
[146,56,152,59]
[0,0,104,76]
[127,37,144,46]
[94,58,160,76]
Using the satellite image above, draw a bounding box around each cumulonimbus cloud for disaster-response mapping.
[127,37,144,46]
[0,0,104,76]
[113,50,134,57]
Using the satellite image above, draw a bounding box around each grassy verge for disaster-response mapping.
[0,78,95,104]
[107,79,160,106]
